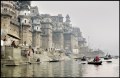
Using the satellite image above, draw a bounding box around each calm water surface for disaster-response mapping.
[1,58,119,77]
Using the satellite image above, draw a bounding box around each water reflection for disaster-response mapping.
[1,58,119,77]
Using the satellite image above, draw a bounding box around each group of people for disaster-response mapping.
[1,36,18,48]
[82,56,100,62]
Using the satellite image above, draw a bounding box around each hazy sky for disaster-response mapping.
[31,1,119,55]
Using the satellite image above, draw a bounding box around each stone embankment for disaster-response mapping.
[1,46,71,66]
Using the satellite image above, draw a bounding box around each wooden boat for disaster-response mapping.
[81,58,86,61]
[106,61,112,63]
[81,56,87,61]
[49,60,59,62]
[49,59,60,62]
[104,57,112,60]
[79,61,87,64]
[104,54,112,60]
[88,61,102,65]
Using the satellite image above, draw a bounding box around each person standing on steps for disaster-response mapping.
[27,46,33,64]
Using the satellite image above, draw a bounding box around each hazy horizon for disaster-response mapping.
[31,1,119,56]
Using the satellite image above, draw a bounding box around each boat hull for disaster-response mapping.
[81,59,86,61]
[104,58,112,60]
[88,61,102,65]
[49,60,60,62]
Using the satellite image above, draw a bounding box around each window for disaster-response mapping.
[25,13,26,15]
[4,8,7,11]
[25,20,26,23]
[37,27,38,30]
[18,18,20,22]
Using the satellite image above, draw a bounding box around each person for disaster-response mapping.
[46,48,48,51]
[82,56,86,61]
[94,56,100,62]
[3,36,7,41]
[24,41,26,46]
[108,54,111,58]
[3,36,7,46]
[32,48,34,54]
[11,41,17,48]
[27,49,31,64]
[83,56,86,59]
[36,58,40,62]
[27,46,33,64]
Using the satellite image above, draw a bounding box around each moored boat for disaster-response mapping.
[106,60,112,63]
[49,58,60,62]
[104,54,112,60]
[49,60,60,62]
[81,58,87,61]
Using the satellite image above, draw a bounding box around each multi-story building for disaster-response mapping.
[1,1,21,45]
[1,1,88,55]
[18,1,32,46]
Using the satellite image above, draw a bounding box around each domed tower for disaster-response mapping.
[18,1,32,46]
[1,1,16,39]
[30,6,42,48]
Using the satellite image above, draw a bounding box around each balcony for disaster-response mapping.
[35,29,42,33]
[22,23,31,27]
[18,15,31,19]
[53,28,63,33]
[1,10,12,17]
[1,1,13,7]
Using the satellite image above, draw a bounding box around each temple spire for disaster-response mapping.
[65,14,71,23]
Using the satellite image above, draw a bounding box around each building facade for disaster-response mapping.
[51,14,64,50]
[1,1,89,54]
[18,1,32,46]
[1,1,21,45]
[40,14,53,51]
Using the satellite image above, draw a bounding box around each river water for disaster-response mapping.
[1,58,119,77]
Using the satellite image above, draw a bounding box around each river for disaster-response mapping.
[1,58,119,77]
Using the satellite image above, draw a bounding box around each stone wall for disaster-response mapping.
[1,16,11,41]
[22,26,32,46]
[33,32,41,48]
[52,32,64,50]
[41,23,53,51]
[64,33,71,51]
